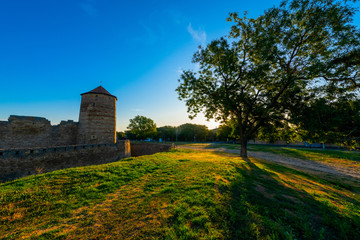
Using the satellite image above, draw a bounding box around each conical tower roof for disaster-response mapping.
[81,86,117,99]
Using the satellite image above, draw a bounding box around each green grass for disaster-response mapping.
[182,142,360,170]
[1,149,360,239]
[248,144,360,161]
[180,142,360,160]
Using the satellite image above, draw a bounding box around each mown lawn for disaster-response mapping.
[1,149,359,239]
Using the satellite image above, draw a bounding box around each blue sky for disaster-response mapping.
[1,0,359,131]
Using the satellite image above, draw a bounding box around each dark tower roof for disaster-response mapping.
[81,86,117,99]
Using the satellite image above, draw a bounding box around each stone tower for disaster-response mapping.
[77,86,117,144]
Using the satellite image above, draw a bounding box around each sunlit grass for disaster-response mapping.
[1,149,359,239]
[181,142,360,170]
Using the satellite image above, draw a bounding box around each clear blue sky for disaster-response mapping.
[1,0,359,131]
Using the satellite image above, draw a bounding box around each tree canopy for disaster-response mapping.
[177,123,213,142]
[293,94,360,148]
[156,126,177,141]
[127,115,157,140]
[176,0,360,157]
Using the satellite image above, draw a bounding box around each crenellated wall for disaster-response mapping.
[0,140,130,182]
[0,116,79,149]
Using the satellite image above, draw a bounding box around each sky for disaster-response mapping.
[1,0,359,131]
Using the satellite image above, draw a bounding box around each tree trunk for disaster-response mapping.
[240,137,248,158]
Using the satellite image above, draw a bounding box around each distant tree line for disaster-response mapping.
[117,115,217,142]
[118,97,360,147]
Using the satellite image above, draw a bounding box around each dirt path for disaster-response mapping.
[177,145,360,186]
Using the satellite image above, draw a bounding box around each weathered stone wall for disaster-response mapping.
[130,142,175,157]
[77,93,116,145]
[0,121,10,147]
[0,116,78,149]
[1,86,117,149]
[52,120,78,146]
[0,140,130,182]
[0,116,53,149]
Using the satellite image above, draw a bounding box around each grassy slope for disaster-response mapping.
[1,149,359,239]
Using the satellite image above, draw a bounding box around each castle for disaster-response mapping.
[0,86,117,149]
[0,86,174,182]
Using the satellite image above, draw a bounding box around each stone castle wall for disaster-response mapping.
[0,87,174,182]
[0,116,78,149]
[0,86,117,149]
[0,140,130,182]
[131,142,175,157]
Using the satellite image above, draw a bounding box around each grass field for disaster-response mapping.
[185,142,360,170]
[1,149,360,239]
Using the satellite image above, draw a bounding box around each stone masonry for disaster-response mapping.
[0,116,78,149]
[0,86,174,182]
[0,140,131,182]
[77,86,117,144]
[0,86,116,149]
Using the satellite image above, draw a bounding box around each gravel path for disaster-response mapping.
[177,145,360,185]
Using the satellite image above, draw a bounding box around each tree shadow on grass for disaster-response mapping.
[202,144,360,191]
[221,154,360,240]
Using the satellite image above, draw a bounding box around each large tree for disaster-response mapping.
[127,115,157,140]
[176,0,360,157]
